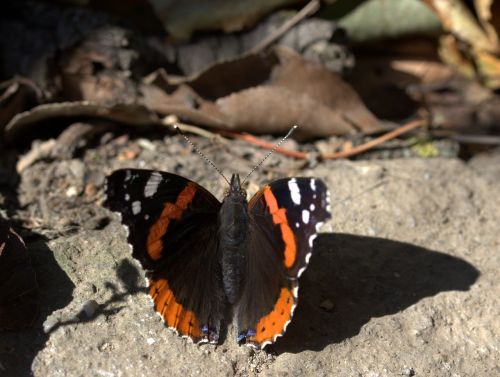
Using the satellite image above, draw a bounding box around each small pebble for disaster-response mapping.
[146,337,156,345]
[82,299,99,318]
[65,186,78,197]
[98,342,111,352]
[117,149,138,161]
[138,139,156,151]
[84,183,97,198]
[402,367,415,376]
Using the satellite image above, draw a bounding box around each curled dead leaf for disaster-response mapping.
[4,102,161,143]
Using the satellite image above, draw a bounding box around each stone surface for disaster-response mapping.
[1,143,499,376]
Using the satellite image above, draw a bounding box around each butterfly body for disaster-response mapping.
[219,174,249,304]
[104,168,331,348]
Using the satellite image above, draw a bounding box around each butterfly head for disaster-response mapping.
[174,124,298,190]
[225,174,247,200]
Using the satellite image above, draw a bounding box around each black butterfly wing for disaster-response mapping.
[104,169,225,343]
[237,177,331,348]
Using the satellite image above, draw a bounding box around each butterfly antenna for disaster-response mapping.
[241,125,298,185]
[174,125,231,185]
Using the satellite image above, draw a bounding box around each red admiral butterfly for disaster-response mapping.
[104,129,331,348]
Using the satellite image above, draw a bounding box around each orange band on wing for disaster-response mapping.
[248,287,295,345]
[146,183,197,260]
[263,187,296,268]
[149,277,203,339]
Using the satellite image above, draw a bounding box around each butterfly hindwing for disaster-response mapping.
[104,169,226,343]
[237,177,331,347]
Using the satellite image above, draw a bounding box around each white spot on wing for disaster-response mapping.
[144,172,163,197]
[124,193,130,201]
[297,266,306,277]
[288,178,301,205]
[308,234,317,248]
[326,190,331,213]
[302,209,310,224]
[315,221,324,232]
[310,178,316,191]
[132,201,141,214]
[310,203,315,211]
[295,222,300,228]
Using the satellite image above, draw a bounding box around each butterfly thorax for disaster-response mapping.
[219,174,248,304]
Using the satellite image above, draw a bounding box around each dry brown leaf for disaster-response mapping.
[424,0,498,52]
[475,0,499,46]
[411,76,500,133]
[0,78,42,130]
[4,102,161,143]
[269,47,381,134]
[215,86,356,139]
[5,47,381,141]
[346,57,425,121]
[151,47,381,138]
[424,0,500,89]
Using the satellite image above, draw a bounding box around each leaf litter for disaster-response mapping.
[1,2,500,376]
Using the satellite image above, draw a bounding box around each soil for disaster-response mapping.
[0,133,498,376]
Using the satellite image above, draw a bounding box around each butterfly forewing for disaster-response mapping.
[104,169,226,343]
[248,177,331,277]
[237,177,331,347]
[104,169,220,268]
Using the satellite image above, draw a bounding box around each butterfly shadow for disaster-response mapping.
[0,237,142,376]
[41,258,144,336]
[0,238,74,377]
[273,233,480,354]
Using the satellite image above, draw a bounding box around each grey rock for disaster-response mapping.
[5,143,500,376]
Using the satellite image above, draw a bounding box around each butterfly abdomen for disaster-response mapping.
[219,187,249,305]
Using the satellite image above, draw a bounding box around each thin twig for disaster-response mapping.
[320,119,426,160]
[220,130,309,159]
[219,119,426,160]
[162,116,229,143]
[248,0,321,54]
[430,130,500,145]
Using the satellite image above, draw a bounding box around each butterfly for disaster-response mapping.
[104,168,330,349]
